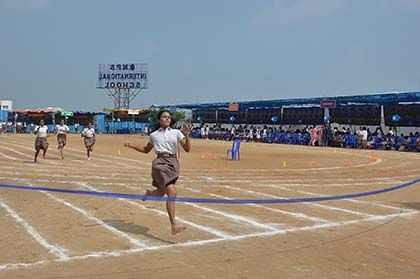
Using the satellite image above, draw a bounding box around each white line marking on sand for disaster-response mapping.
[74,182,233,238]
[272,185,418,214]
[0,199,69,260]
[0,152,17,160]
[183,186,330,224]
[0,210,416,271]
[42,191,149,249]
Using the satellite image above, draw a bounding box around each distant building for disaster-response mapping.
[0,100,12,111]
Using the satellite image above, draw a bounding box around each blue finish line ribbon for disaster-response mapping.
[0,178,419,204]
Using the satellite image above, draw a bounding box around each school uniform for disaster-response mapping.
[56,124,69,145]
[35,126,49,150]
[82,128,96,147]
[148,127,185,189]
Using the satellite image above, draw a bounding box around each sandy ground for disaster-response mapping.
[0,133,419,279]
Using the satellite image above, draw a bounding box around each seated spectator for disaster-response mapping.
[366,137,376,149]
[382,136,394,150]
[397,136,411,151]
[416,135,420,152]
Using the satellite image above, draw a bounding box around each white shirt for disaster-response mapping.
[148,127,185,155]
[360,130,368,140]
[82,128,95,138]
[35,126,48,138]
[56,124,69,134]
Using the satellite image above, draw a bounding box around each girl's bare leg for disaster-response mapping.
[166,184,186,235]
[59,145,64,159]
[145,188,166,196]
[34,150,40,162]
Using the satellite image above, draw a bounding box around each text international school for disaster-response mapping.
[98,73,148,89]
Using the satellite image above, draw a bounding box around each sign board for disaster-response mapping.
[61,111,74,117]
[96,63,148,89]
[0,100,12,111]
[228,103,239,111]
[320,100,336,108]
[128,109,139,115]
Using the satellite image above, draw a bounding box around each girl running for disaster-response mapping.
[124,110,191,235]
[34,119,49,163]
[81,122,96,160]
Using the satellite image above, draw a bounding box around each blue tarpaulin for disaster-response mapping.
[151,92,420,111]
[0,110,8,122]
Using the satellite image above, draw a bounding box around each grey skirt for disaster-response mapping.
[151,157,180,189]
[84,137,95,148]
[57,134,67,145]
[35,137,49,150]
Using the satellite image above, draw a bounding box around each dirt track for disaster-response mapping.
[0,133,419,279]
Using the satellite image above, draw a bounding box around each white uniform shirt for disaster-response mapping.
[35,126,48,138]
[56,124,69,134]
[360,130,368,141]
[82,128,95,138]
[148,127,185,155]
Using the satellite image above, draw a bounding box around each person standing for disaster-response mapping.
[29,122,35,134]
[310,126,319,146]
[200,125,205,139]
[74,123,80,134]
[204,124,209,139]
[55,119,70,160]
[16,121,22,133]
[7,121,12,133]
[321,124,329,147]
[360,127,368,149]
[81,122,96,160]
[34,119,49,163]
[124,109,191,235]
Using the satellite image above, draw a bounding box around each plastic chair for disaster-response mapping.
[226,139,241,160]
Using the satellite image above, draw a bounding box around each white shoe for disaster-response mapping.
[87,157,91,160]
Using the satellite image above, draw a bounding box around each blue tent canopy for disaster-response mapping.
[150,91,420,111]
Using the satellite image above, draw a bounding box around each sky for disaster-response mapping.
[1,0,420,111]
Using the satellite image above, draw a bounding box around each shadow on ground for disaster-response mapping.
[104,219,176,244]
